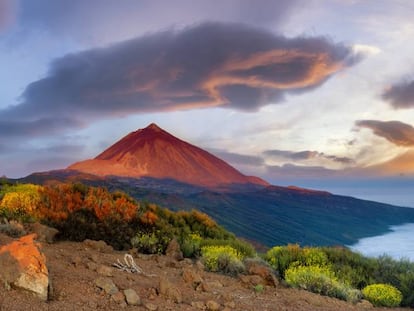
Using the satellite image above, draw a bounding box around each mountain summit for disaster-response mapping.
[68,123,268,187]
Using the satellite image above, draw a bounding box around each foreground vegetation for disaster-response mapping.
[1,181,413,307]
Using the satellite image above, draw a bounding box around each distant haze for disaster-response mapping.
[351,223,414,261]
[269,178,414,208]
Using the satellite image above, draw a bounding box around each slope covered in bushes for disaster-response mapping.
[1,181,414,308]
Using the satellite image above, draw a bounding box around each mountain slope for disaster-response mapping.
[68,123,268,187]
[99,178,414,247]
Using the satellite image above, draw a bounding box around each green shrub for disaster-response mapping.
[266,244,302,277]
[201,245,245,275]
[200,238,256,258]
[131,231,170,254]
[362,284,402,307]
[285,265,361,303]
[181,233,203,257]
[398,271,414,307]
[321,247,377,289]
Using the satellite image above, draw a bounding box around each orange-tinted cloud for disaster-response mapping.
[382,79,414,109]
[0,22,359,137]
[364,150,414,177]
[356,120,414,146]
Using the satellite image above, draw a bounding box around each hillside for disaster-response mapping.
[0,233,409,311]
[103,178,414,247]
[20,173,414,249]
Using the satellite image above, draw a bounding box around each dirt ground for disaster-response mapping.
[0,234,411,311]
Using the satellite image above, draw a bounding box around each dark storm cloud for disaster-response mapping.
[356,120,414,146]
[208,149,265,166]
[382,79,414,109]
[0,22,359,137]
[263,149,354,164]
[0,118,83,138]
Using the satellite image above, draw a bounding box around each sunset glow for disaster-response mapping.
[1,0,414,206]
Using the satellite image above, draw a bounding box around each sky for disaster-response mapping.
[1,0,414,206]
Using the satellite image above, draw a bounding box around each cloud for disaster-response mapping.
[0,118,84,139]
[0,0,15,31]
[352,44,381,56]
[366,150,414,177]
[356,120,414,146]
[382,79,414,109]
[0,22,359,138]
[18,0,300,43]
[265,163,339,178]
[263,149,354,164]
[208,149,265,166]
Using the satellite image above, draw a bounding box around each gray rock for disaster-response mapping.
[29,223,59,243]
[124,288,141,306]
[95,277,119,295]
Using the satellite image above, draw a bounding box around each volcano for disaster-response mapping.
[68,123,268,187]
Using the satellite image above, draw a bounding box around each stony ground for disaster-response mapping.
[0,233,411,311]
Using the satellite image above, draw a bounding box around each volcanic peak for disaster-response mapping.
[68,123,268,188]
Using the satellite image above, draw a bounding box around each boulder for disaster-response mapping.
[0,234,49,301]
[245,259,278,287]
[28,223,59,243]
[124,288,141,306]
[95,277,119,295]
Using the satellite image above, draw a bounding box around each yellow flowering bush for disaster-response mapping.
[285,265,361,303]
[201,245,244,274]
[362,284,402,307]
[0,184,41,219]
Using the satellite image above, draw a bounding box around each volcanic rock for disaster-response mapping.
[0,234,49,301]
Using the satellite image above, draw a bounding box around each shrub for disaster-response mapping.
[285,265,361,303]
[398,271,414,307]
[321,246,377,288]
[200,238,256,258]
[181,233,202,258]
[0,184,41,222]
[302,247,329,267]
[131,231,170,254]
[266,244,302,277]
[201,245,245,275]
[362,284,402,307]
